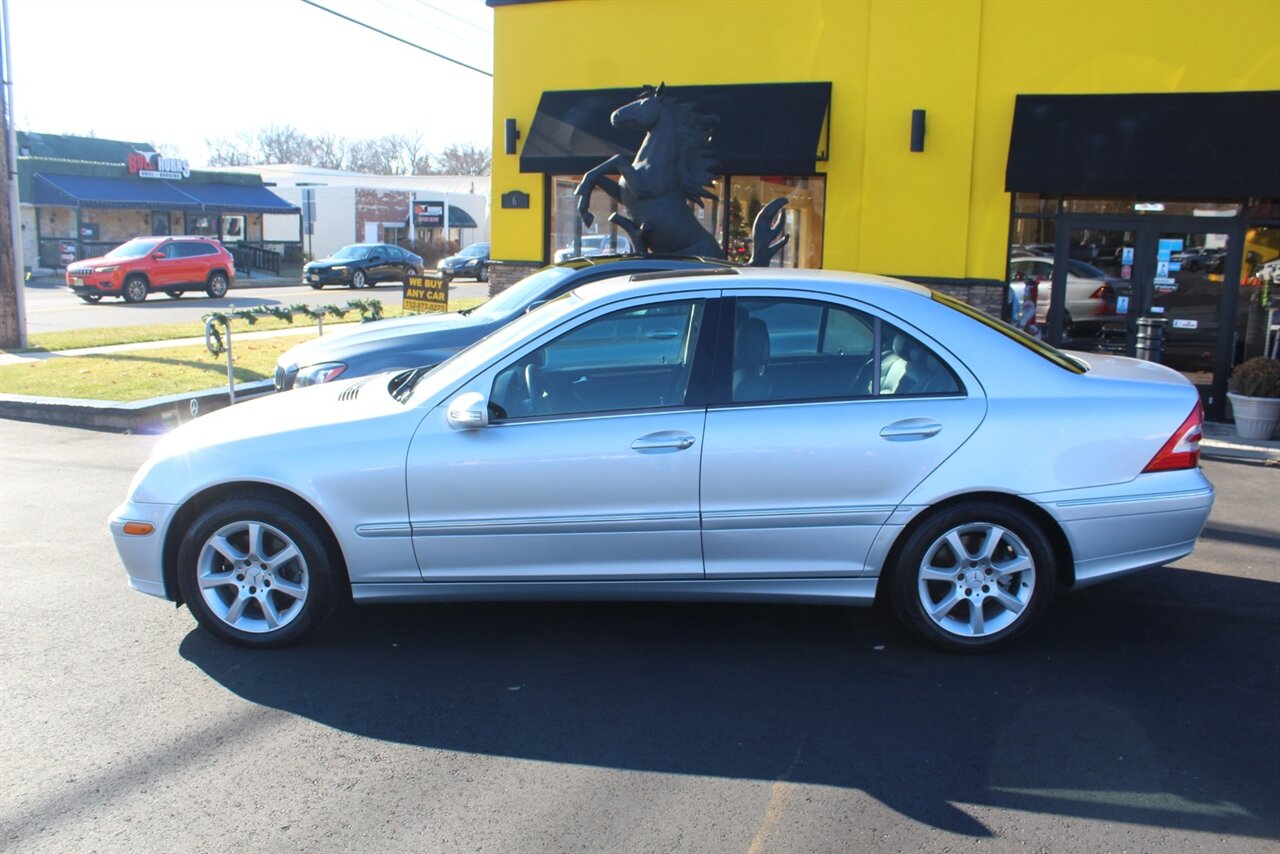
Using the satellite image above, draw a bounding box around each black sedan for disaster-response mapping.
[275,256,729,390]
[303,243,423,289]
[437,242,490,284]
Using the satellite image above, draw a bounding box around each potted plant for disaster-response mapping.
[1227,356,1280,440]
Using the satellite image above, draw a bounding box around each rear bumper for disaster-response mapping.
[1034,469,1215,587]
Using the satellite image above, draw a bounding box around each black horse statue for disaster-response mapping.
[574,83,788,266]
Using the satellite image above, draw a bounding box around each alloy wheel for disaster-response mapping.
[195,520,310,634]
[915,522,1037,639]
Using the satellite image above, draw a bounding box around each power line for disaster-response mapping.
[373,0,491,53]
[298,0,492,78]
[416,1,493,35]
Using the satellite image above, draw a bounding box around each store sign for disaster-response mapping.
[403,275,447,314]
[413,201,445,228]
[127,150,191,180]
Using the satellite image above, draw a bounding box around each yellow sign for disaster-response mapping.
[404,275,448,314]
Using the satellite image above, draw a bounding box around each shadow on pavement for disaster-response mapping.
[181,566,1280,839]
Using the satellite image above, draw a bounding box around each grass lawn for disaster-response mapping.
[11,297,488,353]
[0,296,492,402]
[0,333,311,401]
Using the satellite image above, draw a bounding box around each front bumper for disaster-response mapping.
[67,274,121,296]
[109,500,181,599]
[303,268,352,285]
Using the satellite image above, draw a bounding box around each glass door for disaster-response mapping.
[1146,229,1234,398]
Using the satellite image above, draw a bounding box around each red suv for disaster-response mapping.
[66,237,236,304]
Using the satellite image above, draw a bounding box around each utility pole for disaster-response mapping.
[0,0,26,349]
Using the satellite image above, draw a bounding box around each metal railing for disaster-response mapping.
[227,242,282,275]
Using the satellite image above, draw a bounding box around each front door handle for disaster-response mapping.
[879,418,942,441]
[631,431,697,452]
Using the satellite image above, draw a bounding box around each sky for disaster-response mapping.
[8,0,495,167]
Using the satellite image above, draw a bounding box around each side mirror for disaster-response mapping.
[153,251,168,259]
[446,391,490,430]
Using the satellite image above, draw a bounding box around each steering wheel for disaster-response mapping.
[524,363,552,414]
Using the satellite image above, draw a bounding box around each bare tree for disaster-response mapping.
[308,131,350,170]
[433,143,491,175]
[204,131,256,166]
[254,124,314,165]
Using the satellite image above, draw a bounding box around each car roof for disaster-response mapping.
[571,266,931,305]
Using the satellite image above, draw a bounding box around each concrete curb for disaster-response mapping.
[0,381,274,433]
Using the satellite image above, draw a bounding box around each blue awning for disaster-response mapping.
[32,172,299,214]
[33,173,202,210]
[177,182,299,214]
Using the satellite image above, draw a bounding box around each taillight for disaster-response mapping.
[1143,401,1203,472]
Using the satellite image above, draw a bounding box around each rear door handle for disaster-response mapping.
[631,431,697,452]
[879,418,942,441]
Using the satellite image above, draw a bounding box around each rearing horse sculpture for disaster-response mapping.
[574,84,788,266]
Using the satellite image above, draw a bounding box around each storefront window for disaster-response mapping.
[726,176,824,268]
[1013,193,1058,215]
[1240,225,1280,361]
[547,173,824,268]
[186,214,217,236]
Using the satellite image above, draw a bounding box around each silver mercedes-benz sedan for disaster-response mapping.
[111,268,1213,652]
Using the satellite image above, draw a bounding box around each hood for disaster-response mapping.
[276,312,491,367]
[306,256,362,269]
[440,253,484,266]
[73,254,117,268]
[129,377,422,504]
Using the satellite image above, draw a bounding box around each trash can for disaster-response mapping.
[1135,316,1168,363]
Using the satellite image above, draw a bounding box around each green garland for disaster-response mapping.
[202,299,382,356]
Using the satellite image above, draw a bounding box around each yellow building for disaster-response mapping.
[487,0,1280,420]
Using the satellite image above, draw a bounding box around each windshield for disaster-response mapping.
[331,245,370,260]
[469,265,578,319]
[105,238,163,260]
[401,291,584,404]
[932,292,1087,373]
[459,243,489,258]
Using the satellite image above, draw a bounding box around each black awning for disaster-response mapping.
[1006,91,1280,199]
[520,82,831,175]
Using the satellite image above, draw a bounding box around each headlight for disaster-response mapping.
[331,266,347,272]
[96,265,119,273]
[465,259,478,267]
[294,362,348,387]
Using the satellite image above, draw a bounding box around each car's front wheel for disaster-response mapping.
[166,290,185,299]
[78,294,101,304]
[123,276,149,303]
[206,272,229,299]
[889,502,1054,652]
[350,269,367,289]
[478,263,489,283]
[176,497,339,648]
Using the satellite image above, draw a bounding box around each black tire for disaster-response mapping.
[122,276,149,303]
[440,274,451,287]
[176,496,338,648]
[889,502,1055,653]
[350,269,367,289]
[166,290,185,299]
[309,283,323,290]
[206,272,229,299]
[79,294,102,304]
[478,263,489,283]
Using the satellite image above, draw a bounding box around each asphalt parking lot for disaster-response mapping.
[1,419,1276,852]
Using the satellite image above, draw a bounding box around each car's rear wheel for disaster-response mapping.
[166,290,185,299]
[350,270,367,289]
[478,263,488,283]
[123,276,149,303]
[78,294,101,304]
[206,272,229,299]
[890,502,1054,653]
[176,497,338,648]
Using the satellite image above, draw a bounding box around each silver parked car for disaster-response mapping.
[111,268,1213,652]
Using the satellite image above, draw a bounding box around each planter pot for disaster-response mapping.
[1227,392,1280,441]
